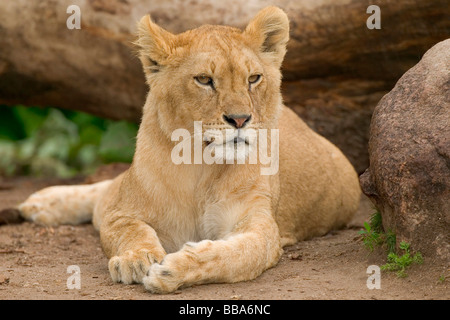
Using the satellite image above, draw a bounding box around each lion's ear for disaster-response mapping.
[243,6,289,68]
[135,15,176,74]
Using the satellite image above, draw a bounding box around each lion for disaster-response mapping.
[18,6,361,293]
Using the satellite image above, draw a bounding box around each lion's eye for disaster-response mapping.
[194,75,214,87]
[248,74,261,84]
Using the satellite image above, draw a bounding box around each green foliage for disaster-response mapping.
[369,209,383,233]
[381,241,424,278]
[0,105,46,140]
[0,105,138,178]
[360,210,423,278]
[359,221,383,252]
[99,122,138,163]
[384,230,397,255]
[359,211,394,253]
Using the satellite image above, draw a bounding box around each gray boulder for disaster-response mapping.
[360,39,450,259]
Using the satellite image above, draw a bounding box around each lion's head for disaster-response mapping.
[135,6,289,164]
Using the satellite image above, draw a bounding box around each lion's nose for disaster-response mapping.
[223,114,252,129]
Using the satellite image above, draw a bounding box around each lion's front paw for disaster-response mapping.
[108,249,162,284]
[143,258,183,294]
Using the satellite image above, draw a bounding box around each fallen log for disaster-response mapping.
[0,0,448,172]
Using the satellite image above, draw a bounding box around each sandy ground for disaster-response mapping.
[0,173,448,300]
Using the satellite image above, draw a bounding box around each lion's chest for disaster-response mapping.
[150,200,243,254]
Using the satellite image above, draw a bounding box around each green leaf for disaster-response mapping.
[76,144,100,168]
[79,125,104,146]
[17,137,37,161]
[369,211,383,233]
[399,241,410,252]
[40,109,79,139]
[384,230,396,254]
[0,105,139,177]
[412,252,423,265]
[63,110,108,131]
[36,135,72,161]
[0,140,18,175]
[30,157,76,178]
[13,105,48,137]
[0,105,25,140]
[99,121,138,163]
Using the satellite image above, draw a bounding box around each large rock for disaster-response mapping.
[360,39,450,259]
[0,0,449,172]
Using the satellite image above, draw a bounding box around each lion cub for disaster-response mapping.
[19,6,360,293]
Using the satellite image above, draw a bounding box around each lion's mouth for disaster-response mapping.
[232,136,249,145]
[204,136,249,146]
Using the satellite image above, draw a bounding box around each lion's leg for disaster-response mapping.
[142,211,282,293]
[18,180,112,226]
[100,216,167,284]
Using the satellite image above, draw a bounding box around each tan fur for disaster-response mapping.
[18,7,360,293]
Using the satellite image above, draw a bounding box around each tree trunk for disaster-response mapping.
[0,0,449,172]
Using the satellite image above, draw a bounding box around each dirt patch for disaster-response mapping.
[0,175,448,300]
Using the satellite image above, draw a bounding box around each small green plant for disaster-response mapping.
[381,241,423,278]
[359,221,383,252]
[359,211,394,252]
[360,210,423,278]
[369,209,383,233]
[384,230,397,254]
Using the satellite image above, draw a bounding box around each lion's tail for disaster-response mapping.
[17,180,113,227]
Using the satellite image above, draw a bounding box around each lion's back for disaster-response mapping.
[276,106,361,246]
